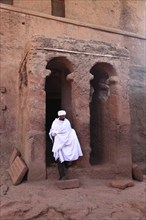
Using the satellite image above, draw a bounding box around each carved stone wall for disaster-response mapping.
[0,3,145,178]
[20,36,131,180]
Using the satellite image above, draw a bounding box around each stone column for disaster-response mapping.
[23,53,47,181]
[105,61,132,178]
[114,62,132,178]
[67,70,93,167]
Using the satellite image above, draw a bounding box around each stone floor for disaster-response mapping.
[0,167,146,220]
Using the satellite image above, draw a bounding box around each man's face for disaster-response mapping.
[59,115,65,121]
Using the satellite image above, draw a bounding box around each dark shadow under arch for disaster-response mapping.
[45,56,73,165]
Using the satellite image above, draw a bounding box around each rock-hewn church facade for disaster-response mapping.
[0,0,146,181]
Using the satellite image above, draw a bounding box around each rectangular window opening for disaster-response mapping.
[51,0,65,17]
[0,0,13,5]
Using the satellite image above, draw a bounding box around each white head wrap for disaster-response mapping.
[58,110,66,116]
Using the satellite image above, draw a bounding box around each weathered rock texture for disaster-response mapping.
[132,163,144,182]
[0,176,146,220]
[17,36,131,180]
[0,1,146,182]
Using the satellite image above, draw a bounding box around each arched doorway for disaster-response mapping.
[45,56,73,165]
[90,62,117,165]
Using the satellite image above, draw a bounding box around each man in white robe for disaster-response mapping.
[49,110,83,180]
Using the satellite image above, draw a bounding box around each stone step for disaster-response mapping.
[56,178,80,190]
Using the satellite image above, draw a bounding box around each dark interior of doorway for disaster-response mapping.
[45,71,61,166]
[46,98,61,166]
[45,56,73,166]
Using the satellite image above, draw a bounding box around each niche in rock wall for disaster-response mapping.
[89,62,117,165]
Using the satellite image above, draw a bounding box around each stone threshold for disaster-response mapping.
[56,179,80,190]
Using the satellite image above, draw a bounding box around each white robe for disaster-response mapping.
[49,118,83,163]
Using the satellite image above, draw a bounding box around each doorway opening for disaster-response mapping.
[89,62,116,165]
[45,56,73,166]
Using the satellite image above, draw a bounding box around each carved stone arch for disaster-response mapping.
[45,56,74,165]
[45,56,73,121]
[19,36,132,181]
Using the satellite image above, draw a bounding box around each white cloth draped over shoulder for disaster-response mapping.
[49,118,83,163]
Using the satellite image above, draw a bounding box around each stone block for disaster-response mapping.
[56,179,80,190]
[110,179,134,190]
[132,164,143,182]
[25,131,46,181]
[7,156,28,185]
[9,148,21,165]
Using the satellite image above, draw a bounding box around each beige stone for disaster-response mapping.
[7,156,28,185]
[56,179,80,190]
[9,148,21,165]
[110,179,134,190]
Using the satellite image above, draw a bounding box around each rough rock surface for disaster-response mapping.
[110,179,134,190]
[0,169,146,220]
[132,163,144,182]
